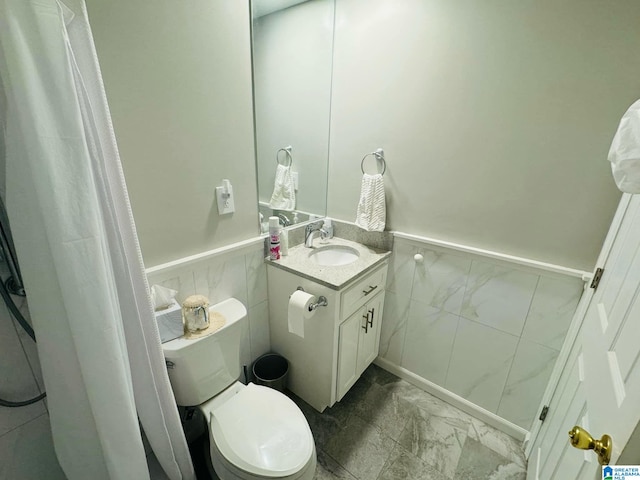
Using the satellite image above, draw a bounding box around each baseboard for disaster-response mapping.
[374,357,528,441]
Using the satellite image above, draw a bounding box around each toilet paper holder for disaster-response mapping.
[295,287,328,311]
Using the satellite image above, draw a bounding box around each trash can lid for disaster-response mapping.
[210,384,313,476]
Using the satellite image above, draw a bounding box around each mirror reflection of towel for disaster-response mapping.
[269,164,296,211]
[355,173,386,232]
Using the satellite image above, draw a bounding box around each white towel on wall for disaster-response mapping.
[608,98,640,193]
[269,164,296,211]
[355,173,386,232]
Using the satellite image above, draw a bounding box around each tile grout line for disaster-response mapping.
[397,245,419,367]
[0,411,48,440]
[8,298,43,395]
[495,275,541,417]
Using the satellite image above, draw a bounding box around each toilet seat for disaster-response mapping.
[208,383,314,478]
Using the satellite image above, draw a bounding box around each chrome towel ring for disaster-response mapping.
[276,146,293,167]
[361,148,386,175]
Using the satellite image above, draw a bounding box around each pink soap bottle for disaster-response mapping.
[269,216,281,260]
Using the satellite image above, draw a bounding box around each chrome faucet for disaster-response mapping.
[304,222,328,248]
[277,213,292,227]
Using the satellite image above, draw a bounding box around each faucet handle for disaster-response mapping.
[305,220,322,236]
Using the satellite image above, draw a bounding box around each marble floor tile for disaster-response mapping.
[376,379,444,412]
[324,415,395,480]
[0,414,66,480]
[385,377,472,429]
[290,392,351,450]
[398,407,467,478]
[337,370,377,409]
[314,449,357,480]
[360,363,402,386]
[467,418,526,468]
[378,443,443,480]
[353,382,416,440]
[14,301,44,392]
[0,303,46,437]
[287,365,526,480]
[455,437,526,480]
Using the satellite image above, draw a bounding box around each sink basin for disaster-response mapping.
[309,245,360,266]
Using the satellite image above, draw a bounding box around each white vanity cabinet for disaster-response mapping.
[336,289,385,401]
[267,261,388,412]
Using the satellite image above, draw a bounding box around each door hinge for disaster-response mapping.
[539,405,549,422]
[590,267,604,290]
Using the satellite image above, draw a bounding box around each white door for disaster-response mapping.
[528,194,640,479]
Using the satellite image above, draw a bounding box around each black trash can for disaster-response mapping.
[252,353,289,392]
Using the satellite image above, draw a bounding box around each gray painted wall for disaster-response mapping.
[86,0,259,268]
[327,0,640,271]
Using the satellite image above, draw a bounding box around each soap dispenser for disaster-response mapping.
[322,218,333,241]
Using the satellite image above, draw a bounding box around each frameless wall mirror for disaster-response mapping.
[251,0,335,232]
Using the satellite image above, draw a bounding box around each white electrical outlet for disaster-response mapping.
[216,179,235,215]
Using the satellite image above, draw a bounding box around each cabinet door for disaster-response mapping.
[337,306,366,401]
[356,291,385,377]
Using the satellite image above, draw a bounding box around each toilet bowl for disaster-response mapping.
[162,298,316,480]
[202,382,316,480]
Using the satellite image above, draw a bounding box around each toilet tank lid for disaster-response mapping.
[161,298,246,353]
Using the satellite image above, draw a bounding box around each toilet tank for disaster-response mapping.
[162,298,247,406]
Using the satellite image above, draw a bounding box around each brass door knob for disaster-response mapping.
[568,426,612,465]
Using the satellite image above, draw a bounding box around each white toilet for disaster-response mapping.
[162,298,316,480]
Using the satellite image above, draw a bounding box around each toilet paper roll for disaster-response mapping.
[288,290,317,338]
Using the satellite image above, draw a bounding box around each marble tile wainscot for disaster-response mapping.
[145,237,272,378]
[377,233,589,439]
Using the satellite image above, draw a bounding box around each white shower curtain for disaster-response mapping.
[0,1,195,479]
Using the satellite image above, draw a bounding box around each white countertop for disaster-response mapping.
[266,237,391,290]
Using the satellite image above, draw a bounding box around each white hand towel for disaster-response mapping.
[355,173,386,232]
[608,99,640,193]
[269,164,296,211]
